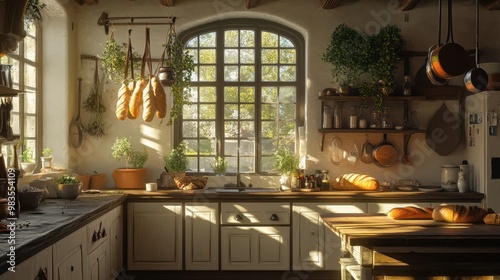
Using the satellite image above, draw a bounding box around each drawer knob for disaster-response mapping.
[70,265,74,272]
[234,213,244,221]
[270,214,279,221]
[92,231,98,242]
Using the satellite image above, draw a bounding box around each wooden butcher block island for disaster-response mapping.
[321,213,500,280]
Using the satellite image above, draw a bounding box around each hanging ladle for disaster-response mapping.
[464,0,489,93]
[401,134,412,165]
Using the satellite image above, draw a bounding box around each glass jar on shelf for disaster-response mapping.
[381,106,392,128]
[358,104,369,129]
[370,111,381,129]
[349,106,358,129]
[322,105,333,128]
[333,102,343,129]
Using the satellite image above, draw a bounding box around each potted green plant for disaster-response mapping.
[274,147,299,190]
[158,142,189,189]
[24,0,47,24]
[211,156,228,176]
[40,147,53,172]
[19,145,36,175]
[322,23,371,93]
[55,174,81,200]
[111,137,149,188]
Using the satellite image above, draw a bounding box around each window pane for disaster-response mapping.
[224,104,238,119]
[188,157,198,172]
[199,49,216,64]
[185,140,198,153]
[261,49,278,64]
[183,104,198,119]
[224,140,238,156]
[200,157,213,172]
[280,49,296,64]
[25,92,37,114]
[240,87,255,102]
[279,65,295,82]
[279,104,295,120]
[261,139,276,155]
[280,36,294,48]
[226,157,237,173]
[224,87,238,102]
[224,66,238,81]
[199,139,216,155]
[279,87,296,102]
[191,66,199,82]
[262,66,278,81]
[262,31,278,47]
[240,140,255,156]
[239,157,254,173]
[24,36,36,62]
[188,49,199,64]
[199,104,215,119]
[261,157,275,172]
[199,66,216,81]
[240,49,254,64]
[240,121,254,137]
[200,87,216,102]
[262,104,276,120]
[224,122,238,138]
[187,37,198,47]
[225,30,238,47]
[24,64,37,88]
[240,30,254,47]
[240,104,254,119]
[240,65,254,82]
[183,122,198,137]
[200,32,216,47]
[199,121,216,138]
[262,121,277,138]
[25,116,36,137]
[262,87,278,102]
[224,49,238,64]
[279,121,295,137]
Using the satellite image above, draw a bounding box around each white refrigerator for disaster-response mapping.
[465,91,500,212]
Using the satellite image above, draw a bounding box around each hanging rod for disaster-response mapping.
[81,54,162,63]
[97,12,176,35]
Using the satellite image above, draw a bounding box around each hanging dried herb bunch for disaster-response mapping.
[99,32,140,85]
[84,60,106,137]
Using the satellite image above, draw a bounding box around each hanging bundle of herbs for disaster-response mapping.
[84,60,106,137]
[99,32,140,85]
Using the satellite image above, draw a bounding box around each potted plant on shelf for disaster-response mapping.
[158,142,189,189]
[111,137,149,189]
[55,174,81,200]
[322,23,371,94]
[40,147,53,172]
[274,147,299,190]
[19,145,36,175]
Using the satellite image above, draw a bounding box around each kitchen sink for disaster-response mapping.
[203,187,280,193]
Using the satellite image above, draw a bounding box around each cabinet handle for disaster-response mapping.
[270,214,279,221]
[37,267,48,280]
[70,265,74,272]
[234,213,244,221]
[101,228,107,238]
[92,231,98,242]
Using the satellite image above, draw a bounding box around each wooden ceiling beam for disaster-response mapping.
[321,0,341,9]
[484,0,500,10]
[399,0,421,11]
[160,0,175,7]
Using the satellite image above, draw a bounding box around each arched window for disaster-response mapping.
[177,19,304,174]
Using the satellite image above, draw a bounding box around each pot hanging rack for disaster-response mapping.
[97,12,176,35]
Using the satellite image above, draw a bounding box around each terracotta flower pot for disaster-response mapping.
[90,173,108,189]
[112,168,147,189]
[75,174,92,191]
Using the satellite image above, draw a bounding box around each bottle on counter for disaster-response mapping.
[457,170,468,193]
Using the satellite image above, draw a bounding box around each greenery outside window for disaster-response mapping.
[177,19,304,174]
[1,21,40,164]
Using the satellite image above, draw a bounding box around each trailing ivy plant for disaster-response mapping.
[99,33,140,85]
[24,0,47,24]
[163,25,195,125]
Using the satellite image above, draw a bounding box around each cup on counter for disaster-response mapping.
[146,182,158,192]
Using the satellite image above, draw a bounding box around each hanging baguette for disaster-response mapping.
[129,29,150,120]
[142,28,157,122]
[115,30,134,120]
[152,42,168,119]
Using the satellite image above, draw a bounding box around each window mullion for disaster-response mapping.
[216,28,225,160]
[254,30,262,173]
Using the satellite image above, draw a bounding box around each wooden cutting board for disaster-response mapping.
[425,103,462,156]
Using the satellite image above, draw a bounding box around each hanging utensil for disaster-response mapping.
[346,141,359,165]
[464,0,489,93]
[329,136,343,165]
[430,0,468,79]
[426,0,448,86]
[426,103,462,156]
[401,134,412,165]
[360,134,374,164]
[69,78,84,149]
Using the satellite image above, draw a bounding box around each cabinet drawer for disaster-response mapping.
[221,203,290,225]
[86,213,110,253]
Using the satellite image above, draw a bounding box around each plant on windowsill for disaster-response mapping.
[274,147,299,190]
[40,147,53,172]
[19,145,36,175]
[157,142,189,189]
[111,137,149,189]
[211,156,228,176]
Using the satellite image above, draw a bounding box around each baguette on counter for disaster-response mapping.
[432,205,490,223]
[332,173,379,191]
[387,206,434,220]
[484,213,500,225]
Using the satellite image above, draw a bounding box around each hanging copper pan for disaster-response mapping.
[430,0,468,79]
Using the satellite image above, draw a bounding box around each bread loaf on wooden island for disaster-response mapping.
[387,206,434,220]
[432,205,489,223]
[332,173,379,191]
[484,213,500,225]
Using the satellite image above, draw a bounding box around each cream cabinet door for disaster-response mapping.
[0,246,52,280]
[53,227,86,280]
[221,226,290,270]
[292,203,367,271]
[88,241,109,280]
[127,202,183,270]
[109,205,123,277]
[185,203,219,270]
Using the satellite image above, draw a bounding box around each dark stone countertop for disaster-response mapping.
[0,193,126,273]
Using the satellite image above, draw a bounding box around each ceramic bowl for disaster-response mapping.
[19,189,44,209]
[56,183,82,200]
